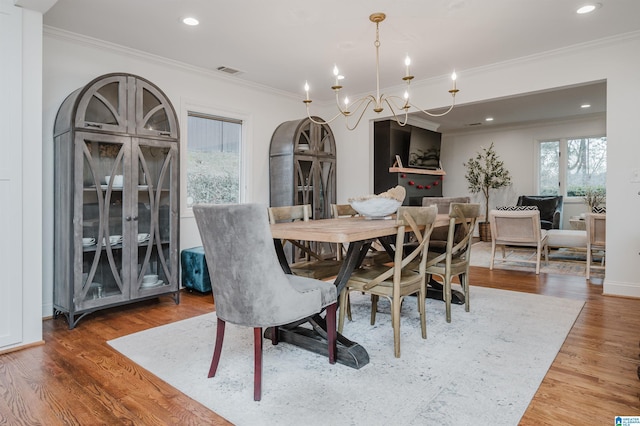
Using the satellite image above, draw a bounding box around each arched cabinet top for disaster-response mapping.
[269,117,336,158]
[54,73,179,140]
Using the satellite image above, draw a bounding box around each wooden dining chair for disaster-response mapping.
[425,203,480,323]
[338,205,438,358]
[193,203,337,401]
[268,204,342,279]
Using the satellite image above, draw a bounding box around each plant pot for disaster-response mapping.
[479,222,492,242]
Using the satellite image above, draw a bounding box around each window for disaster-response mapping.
[186,112,242,207]
[538,136,606,197]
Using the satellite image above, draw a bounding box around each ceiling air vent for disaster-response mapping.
[216,66,242,75]
[468,122,483,126]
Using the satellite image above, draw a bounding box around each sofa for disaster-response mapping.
[516,195,563,229]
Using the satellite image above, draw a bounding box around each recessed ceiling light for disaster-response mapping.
[485,117,494,122]
[577,3,601,14]
[182,17,199,26]
[581,104,591,108]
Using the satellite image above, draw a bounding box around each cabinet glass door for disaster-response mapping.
[132,141,178,295]
[78,134,129,307]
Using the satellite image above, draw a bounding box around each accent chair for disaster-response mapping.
[193,203,338,401]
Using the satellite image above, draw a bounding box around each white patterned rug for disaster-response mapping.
[108,287,584,425]
[470,241,604,277]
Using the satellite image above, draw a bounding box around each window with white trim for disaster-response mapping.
[538,136,606,197]
[186,112,242,207]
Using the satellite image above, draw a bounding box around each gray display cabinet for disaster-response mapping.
[269,117,337,260]
[269,117,336,219]
[53,73,180,328]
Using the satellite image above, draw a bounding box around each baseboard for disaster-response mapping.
[603,279,640,299]
[0,340,45,355]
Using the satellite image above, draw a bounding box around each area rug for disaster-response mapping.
[470,241,603,277]
[108,287,584,425]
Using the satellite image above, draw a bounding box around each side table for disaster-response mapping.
[569,216,586,230]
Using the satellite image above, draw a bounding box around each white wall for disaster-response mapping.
[441,115,607,229]
[42,29,305,316]
[0,1,43,351]
[329,33,640,298]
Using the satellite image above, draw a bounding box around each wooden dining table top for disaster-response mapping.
[270,214,451,243]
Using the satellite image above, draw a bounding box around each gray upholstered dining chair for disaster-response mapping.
[193,203,337,401]
[425,203,480,323]
[338,205,438,358]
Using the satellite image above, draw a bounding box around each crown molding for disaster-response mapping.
[43,26,300,101]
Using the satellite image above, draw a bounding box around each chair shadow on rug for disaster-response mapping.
[193,203,337,401]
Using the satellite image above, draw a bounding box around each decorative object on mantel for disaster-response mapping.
[349,185,406,219]
[464,142,512,241]
[302,13,459,130]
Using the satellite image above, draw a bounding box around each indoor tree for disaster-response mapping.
[464,142,512,239]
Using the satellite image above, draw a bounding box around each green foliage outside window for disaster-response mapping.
[187,151,239,206]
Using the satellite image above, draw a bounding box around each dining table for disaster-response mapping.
[269,213,454,369]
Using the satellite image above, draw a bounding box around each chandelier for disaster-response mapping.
[303,13,459,130]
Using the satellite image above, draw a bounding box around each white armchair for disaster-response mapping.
[489,209,549,275]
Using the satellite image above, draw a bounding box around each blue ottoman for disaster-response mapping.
[181,246,212,293]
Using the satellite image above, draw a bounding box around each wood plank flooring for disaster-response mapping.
[0,268,638,425]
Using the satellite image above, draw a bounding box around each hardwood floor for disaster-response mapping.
[1,268,638,425]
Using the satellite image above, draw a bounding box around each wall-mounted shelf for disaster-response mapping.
[389,167,446,176]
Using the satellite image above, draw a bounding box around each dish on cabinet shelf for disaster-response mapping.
[137,233,150,243]
[102,235,123,246]
[141,280,164,289]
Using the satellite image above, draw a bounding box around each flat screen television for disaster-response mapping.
[407,127,441,169]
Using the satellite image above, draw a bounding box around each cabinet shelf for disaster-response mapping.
[389,167,446,176]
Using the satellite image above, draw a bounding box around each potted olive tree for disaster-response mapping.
[464,142,512,241]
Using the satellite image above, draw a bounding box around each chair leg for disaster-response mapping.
[270,326,279,345]
[490,241,497,270]
[418,285,427,339]
[338,288,348,333]
[392,296,401,358]
[445,274,452,323]
[208,318,226,378]
[254,327,263,401]
[325,302,337,364]
[586,246,592,280]
[461,273,470,313]
[370,294,379,325]
[346,292,352,321]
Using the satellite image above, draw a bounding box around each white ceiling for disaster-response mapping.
[43,0,640,131]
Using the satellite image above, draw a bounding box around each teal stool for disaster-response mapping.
[181,246,212,293]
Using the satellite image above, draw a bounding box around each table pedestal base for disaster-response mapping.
[264,315,370,369]
[426,279,465,305]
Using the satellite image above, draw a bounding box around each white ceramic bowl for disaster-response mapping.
[349,197,402,218]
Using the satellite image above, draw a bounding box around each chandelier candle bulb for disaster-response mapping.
[452,71,457,90]
[304,82,310,100]
[405,55,411,77]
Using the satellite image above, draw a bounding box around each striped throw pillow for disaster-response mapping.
[496,205,539,211]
